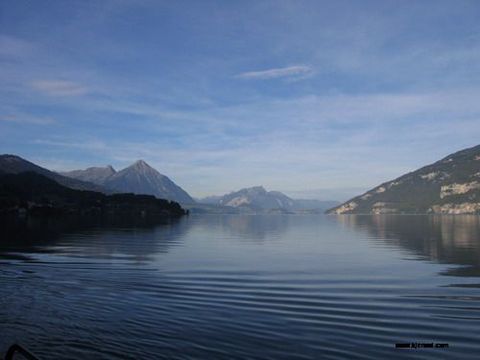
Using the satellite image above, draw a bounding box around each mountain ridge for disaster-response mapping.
[61,165,116,184]
[198,186,338,212]
[327,144,480,214]
[63,160,195,204]
[0,171,187,220]
[0,154,107,193]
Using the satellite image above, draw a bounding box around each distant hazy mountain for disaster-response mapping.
[218,186,294,210]
[196,195,223,205]
[0,154,106,192]
[198,186,337,212]
[64,160,194,204]
[327,144,480,214]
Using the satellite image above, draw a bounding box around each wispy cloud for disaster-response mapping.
[33,139,107,151]
[3,1,480,198]
[235,65,313,80]
[0,34,33,57]
[30,80,88,96]
[29,87,480,196]
[0,114,55,125]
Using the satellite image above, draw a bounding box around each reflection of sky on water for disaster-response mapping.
[3,214,480,359]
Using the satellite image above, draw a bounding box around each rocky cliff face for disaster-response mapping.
[327,144,480,214]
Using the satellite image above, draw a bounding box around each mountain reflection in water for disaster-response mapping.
[337,215,480,277]
[0,215,187,263]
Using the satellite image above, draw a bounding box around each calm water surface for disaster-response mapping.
[1,214,480,359]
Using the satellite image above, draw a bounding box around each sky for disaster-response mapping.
[1,0,480,200]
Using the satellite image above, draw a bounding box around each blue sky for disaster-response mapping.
[1,0,480,199]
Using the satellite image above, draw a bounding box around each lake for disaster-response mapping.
[1,214,480,359]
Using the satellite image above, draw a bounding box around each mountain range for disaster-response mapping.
[0,155,194,204]
[0,155,106,193]
[8,143,480,215]
[0,171,186,220]
[197,186,338,213]
[327,144,480,214]
[61,160,194,204]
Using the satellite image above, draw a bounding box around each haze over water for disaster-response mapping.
[1,214,480,359]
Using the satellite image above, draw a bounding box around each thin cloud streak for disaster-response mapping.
[236,65,313,80]
[30,80,88,96]
[0,114,55,125]
[33,139,107,151]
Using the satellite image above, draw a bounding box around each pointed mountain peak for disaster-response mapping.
[122,159,165,177]
[129,159,154,171]
[107,165,116,173]
[133,159,146,165]
[103,159,194,203]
